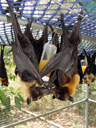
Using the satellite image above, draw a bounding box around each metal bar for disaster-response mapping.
[2,99,86,128]
[22,109,64,128]
[52,0,96,25]
[85,85,89,128]
[0,14,96,42]
[88,98,96,103]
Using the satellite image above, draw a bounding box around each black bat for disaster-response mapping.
[6,0,43,84]
[6,0,51,103]
[83,50,96,84]
[40,12,83,102]
[0,46,8,86]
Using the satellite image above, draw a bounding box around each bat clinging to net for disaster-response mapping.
[40,12,83,102]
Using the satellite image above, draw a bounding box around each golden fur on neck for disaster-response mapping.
[63,74,80,96]
[18,75,37,98]
[85,73,95,84]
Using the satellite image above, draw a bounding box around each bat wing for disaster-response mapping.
[40,47,74,78]
[12,43,43,85]
[7,0,39,70]
[6,0,22,42]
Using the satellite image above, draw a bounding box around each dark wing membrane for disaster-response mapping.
[12,43,43,84]
[24,22,48,63]
[60,14,70,50]
[6,0,38,70]
[70,11,83,46]
[40,47,74,78]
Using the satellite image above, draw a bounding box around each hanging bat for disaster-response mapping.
[6,0,51,103]
[40,12,83,102]
[0,46,8,86]
[83,50,96,84]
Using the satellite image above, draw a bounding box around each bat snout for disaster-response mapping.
[30,87,53,101]
[84,73,95,84]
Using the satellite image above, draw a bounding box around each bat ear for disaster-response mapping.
[68,96,74,103]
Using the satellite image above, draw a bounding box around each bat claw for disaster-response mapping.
[68,96,74,103]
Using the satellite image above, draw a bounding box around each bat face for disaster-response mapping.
[28,86,52,101]
[84,73,95,84]
[84,64,96,84]
[53,86,73,102]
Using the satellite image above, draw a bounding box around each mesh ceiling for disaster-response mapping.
[0,0,96,54]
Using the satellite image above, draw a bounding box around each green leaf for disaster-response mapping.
[6,97,11,111]
[0,89,7,107]
[18,94,24,103]
[12,75,16,81]
[15,96,21,110]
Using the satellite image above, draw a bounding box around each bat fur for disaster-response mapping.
[40,12,83,102]
[0,46,8,86]
[84,50,96,84]
[6,0,50,102]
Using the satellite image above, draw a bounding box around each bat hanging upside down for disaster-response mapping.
[40,12,83,102]
[7,0,83,103]
[83,50,96,85]
[6,0,51,103]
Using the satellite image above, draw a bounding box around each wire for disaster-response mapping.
[52,0,96,25]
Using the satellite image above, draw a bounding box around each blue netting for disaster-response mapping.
[0,0,96,54]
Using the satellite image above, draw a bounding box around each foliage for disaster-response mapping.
[0,46,24,111]
[0,84,24,111]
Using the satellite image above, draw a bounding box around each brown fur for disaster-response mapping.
[63,74,80,96]
[18,76,36,98]
[19,76,51,101]
[84,73,95,84]
[53,74,80,101]
[0,78,8,86]
[28,86,51,101]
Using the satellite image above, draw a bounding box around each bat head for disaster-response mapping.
[53,86,74,102]
[28,86,52,101]
[0,78,8,86]
[84,64,96,84]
